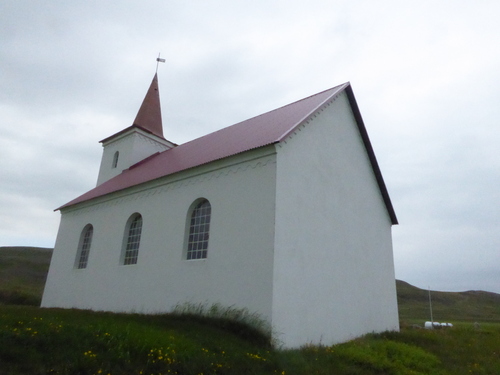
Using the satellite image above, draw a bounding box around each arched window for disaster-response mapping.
[76,224,93,269]
[186,199,211,260]
[112,151,119,168]
[122,214,143,265]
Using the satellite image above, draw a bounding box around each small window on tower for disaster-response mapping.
[112,151,119,168]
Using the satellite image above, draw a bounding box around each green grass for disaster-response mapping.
[1,305,499,374]
[1,247,500,374]
[0,305,279,375]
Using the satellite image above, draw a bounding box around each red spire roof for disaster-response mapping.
[132,73,164,138]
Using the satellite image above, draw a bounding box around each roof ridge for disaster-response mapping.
[240,83,349,127]
[175,83,350,148]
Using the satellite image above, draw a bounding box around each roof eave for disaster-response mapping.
[276,82,351,142]
[55,143,277,212]
[99,124,169,144]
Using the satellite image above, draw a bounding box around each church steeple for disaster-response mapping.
[95,73,175,186]
[132,73,164,138]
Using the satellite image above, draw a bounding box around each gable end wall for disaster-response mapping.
[272,91,399,347]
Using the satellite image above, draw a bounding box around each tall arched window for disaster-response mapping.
[186,199,211,260]
[122,214,142,265]
[112,151,119,168]
[76,224,93,269]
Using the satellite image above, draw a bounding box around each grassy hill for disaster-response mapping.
[0,246,52,306]
[1,246,499,324]
[396,280,500,324]
[1,246,499,374]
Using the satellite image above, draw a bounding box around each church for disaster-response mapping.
[41,73,399,347]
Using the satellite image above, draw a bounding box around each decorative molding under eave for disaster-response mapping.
[277,92,343,147]
[63,152,277,217]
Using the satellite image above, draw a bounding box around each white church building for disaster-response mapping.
[42,74,399,347]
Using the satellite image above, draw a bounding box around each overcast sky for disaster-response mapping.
[1,1,499,294]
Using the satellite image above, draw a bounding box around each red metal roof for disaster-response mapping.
[57,82,397,224]
[60,83,348,209]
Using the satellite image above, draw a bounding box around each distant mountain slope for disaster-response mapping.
[0,246,53,305]
[1,247,499,324]
[396,280,500,323]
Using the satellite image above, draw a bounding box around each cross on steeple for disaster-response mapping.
[156,53,165,73]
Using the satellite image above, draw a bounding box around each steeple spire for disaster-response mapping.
[132,73,164,138]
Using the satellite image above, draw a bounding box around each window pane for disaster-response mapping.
[112,151,119,168]
[77,226,93,269]
[124,215,142,265]
[186,200,211,260]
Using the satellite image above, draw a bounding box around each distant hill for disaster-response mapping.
[0,246,53,305]
[396,279,500,323]
[1,247,499,323]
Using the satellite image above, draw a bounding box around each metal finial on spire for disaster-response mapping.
[156,53,166,73]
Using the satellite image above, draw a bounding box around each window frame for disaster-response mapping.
[121,213,143,265]
[75,224,93,269]
[184,199,211,260]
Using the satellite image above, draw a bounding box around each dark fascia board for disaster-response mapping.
[345,85,398,225]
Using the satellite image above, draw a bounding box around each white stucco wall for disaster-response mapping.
[42,147,277,322]
[272,92,399,347]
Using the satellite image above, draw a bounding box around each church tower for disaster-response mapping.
[96,74,176,186]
